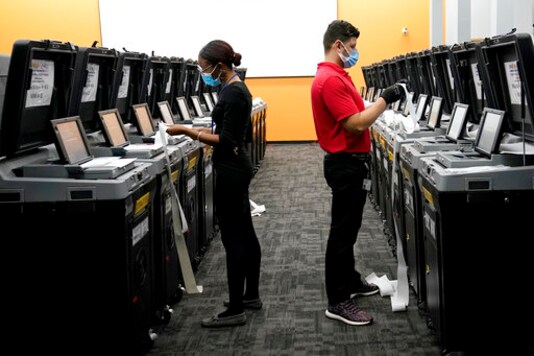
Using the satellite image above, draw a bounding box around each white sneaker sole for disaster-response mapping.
[350,288,380,298]
[325,309,372,326]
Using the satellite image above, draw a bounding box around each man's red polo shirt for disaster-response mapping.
[311,61,369,153]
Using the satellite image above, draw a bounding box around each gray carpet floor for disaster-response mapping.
[147,142,441,356]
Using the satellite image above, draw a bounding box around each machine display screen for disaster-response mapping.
[427,96,443,129]
[190,96,205,118]
[176,97,192,121]
[415,94,428,121]
[132,103,156,137]
[157,101,175,125]
[51,117,92,164]
[476,109,505,156]
[446,104,468,141]
[203,93,214,112]
[99,110,129,147]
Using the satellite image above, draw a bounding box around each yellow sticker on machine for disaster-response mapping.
[135,192,150,214]
[388,148,393,161]
[188,156,197,171]
[171,169,179,183]
[422,186,434,208]
[401,167,410,180]
[379,137,386,148]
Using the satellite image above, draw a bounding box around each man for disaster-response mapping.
[311,19,404,326]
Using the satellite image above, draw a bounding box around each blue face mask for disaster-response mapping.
[200,64,221,87]
[338,42,359,69]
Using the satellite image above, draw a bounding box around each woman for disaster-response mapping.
[166,40,262,328]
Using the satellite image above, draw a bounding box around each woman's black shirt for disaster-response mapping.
[211,81,253,179]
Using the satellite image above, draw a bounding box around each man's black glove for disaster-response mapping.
[380,81,407,105]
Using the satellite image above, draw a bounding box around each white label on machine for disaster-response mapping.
[423,212,436,240]
[81,63,99,102]
[205,163,212,178]
[25,59,54,108]
[132,216,149,246]
[187,176,196,193]
[471,63,483,100]
[165,69,173,94]
[423,212,430,235]
[404,187,413,213]
[182,72,188,92]
[147,68,154,96]
[504,61,523,105]
[446,59,454,90]
[195,75,200,92]
[165,194,172,214]
[118,65,130,99]
[362,178,371,191]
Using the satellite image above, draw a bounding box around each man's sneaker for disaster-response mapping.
[325,300,373,326]
[350,281,379,298]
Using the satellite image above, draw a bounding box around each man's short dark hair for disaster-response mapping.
[323,20,360,52]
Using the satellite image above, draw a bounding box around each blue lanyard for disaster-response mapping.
[220,72,239,92]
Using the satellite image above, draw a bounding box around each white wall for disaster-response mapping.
[430,0,444,46]
[491,0,514,36]
[472,0,533,39]
[445,0,470,44]
[443,0,534,45]
[513,0,534,36]
[99,0,337,78]
[471,0,491,39]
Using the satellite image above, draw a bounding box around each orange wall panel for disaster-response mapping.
[0,0,101,55]
[339,0,430,87]
[246,77,316,142]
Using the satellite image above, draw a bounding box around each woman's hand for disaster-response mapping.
[166,124,186,136]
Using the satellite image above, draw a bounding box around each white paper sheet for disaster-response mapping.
[250,199,266,216]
